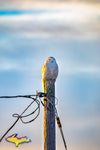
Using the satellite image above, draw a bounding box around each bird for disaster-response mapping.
[42,57,58,81]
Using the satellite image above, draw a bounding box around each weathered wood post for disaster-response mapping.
[42,57,58,150]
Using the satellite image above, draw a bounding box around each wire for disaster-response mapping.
[0,92,67,150]
[12,97,40,124]
[0,93,42,142]
[56,116,67,150]
[0,95,37,99]
[46,97,67,150]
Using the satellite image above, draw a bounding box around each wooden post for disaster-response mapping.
[42,57,58,150]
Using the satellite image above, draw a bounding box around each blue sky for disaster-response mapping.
[0,1,100,150]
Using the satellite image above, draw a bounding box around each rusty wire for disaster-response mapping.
[0,92,67,150]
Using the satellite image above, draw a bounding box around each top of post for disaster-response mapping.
[42,57,58,81]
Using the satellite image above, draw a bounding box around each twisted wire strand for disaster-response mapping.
[46,97,67,150]
[0,95,37,99]
[39,94,67,150]
[38,95,67,150]
[0,95,40,142]
[0,92,67,150]
[12,97,40,124]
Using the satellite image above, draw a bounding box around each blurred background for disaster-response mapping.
[0,0,100,150]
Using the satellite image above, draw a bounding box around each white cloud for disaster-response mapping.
[0,0,100,9]
[64,66,100,74]
[59,65,100,77]
[0,3,100,39]
[0,57,18,71]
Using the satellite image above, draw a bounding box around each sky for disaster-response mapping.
[0,0,100,150]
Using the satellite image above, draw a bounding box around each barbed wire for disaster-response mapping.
[0,92,67,150]
[46,97,67,150]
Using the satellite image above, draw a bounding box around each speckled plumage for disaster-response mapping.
[42,57,58,81]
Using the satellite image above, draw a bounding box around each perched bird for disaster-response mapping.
[42,57,58,81]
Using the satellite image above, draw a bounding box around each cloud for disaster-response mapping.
[0,45,100,79]
[0,57,20,71]
[0,3,100,40]
[58,48,100,76]
[0,0,100,10]
[0,3,100,73]
[62,66,100,75]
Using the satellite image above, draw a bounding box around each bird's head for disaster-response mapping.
[46,57,56,64]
